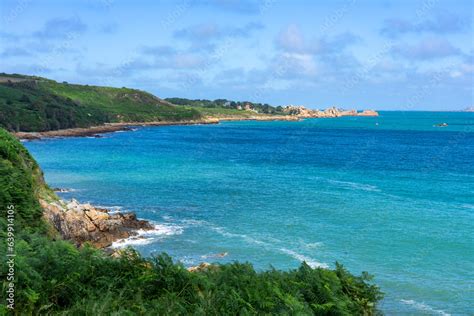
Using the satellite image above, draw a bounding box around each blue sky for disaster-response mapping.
[0,0,472,110]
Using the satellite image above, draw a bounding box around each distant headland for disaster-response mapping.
[0,73,378,139]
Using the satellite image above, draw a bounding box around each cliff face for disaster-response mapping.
[282,106,378,118]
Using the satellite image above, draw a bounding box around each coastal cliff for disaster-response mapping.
[40,198,153,248]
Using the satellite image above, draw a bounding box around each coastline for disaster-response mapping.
[14,111,377,140]
[23,110,376,248]
[14,115,300,140]
[14,118,220,140]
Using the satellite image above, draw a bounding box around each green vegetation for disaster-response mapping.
[0,74,201,132]
[165,97,286,115]
[194,106,259,117]
[0,128,383,314]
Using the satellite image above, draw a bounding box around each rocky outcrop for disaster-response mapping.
[357,110,379,116]
[41,198,153,248]
[282,105,378,118]
[217,115,300,122]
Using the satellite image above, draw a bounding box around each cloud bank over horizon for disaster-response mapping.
[0,0,472,110]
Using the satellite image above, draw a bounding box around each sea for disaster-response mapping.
[24,111,474,315]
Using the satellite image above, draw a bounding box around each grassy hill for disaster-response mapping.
[0,74,294,133]
[0,74,201,132]
[0,128,383,314]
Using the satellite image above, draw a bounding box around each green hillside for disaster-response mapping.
[165,97,286,115]
[0,74,201,132]
[0,128,383,314]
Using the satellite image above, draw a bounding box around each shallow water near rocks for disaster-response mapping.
[25,111,474,314]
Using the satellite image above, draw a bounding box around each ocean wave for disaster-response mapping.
[54,188,79,193]
[178,219,269,247]
[175,218,329,268]
[327,179,381,192]
[279,248,329,269]
[301,241,324,249]
[178,256,199,266]
[400,299,451,316]
[209,226,268,246]
[111,223,183,248]
[179,218,209,227]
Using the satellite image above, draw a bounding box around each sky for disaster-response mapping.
[0,0,472,110]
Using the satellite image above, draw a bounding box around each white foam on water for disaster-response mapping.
[400,299,451,316]
[175,217,329,269]
[177,218,265,245]
[327,179,381,192]
[95,205,123,213]
[460,203,474,210]
[178,256,199,265]
[180,218,209,227]
[110,236,155,247]
[279,248,329,269]
[209,225,267,246]
[55,188,79,193]
[111,223,183,248]
[301,241,324,249]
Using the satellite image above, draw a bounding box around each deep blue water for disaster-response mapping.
[25,112,474,315]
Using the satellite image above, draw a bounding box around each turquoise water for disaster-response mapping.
[25,112,474,315]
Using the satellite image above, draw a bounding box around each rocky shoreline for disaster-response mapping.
[15,118,221,140]
[41,198,153,249]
